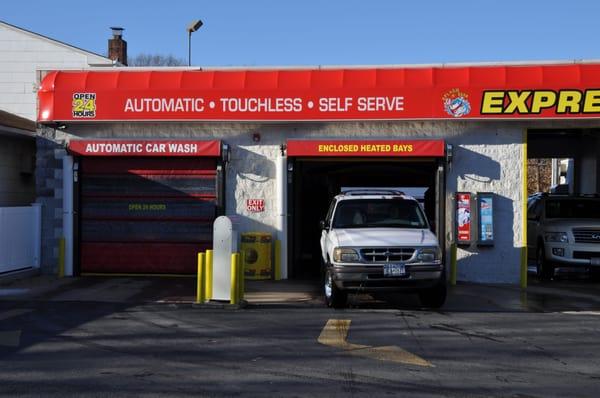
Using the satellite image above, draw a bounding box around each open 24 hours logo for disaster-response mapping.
[442,88,471,118]
[72,93,96,118]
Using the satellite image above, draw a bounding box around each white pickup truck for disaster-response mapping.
[320,190,446,308]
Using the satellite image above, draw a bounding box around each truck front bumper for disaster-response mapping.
[331,263,444,292]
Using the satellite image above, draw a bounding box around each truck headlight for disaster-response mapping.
[545,232,568,243]
[416,248,439,262]
[333,248,360,263]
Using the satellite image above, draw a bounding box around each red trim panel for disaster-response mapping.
[287,139,445,157]
[38,65,600,121]
[81,157,217,173]
[69,140,221,157]
[81,243,209,274]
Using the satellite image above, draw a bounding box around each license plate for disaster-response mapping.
[383,264,406,277]
[591,258,600,266]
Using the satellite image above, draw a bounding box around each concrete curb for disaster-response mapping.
[0,268,40,285]
[191,299,248,310]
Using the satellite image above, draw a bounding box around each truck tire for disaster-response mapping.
[418,282,447,308]
[324,268,347,308]
[536,245,554,281]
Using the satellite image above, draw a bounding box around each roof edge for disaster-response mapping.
[0,19,113,64]
[33,58,600,74]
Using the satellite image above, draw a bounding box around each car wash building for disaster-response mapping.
[36,62,600,283]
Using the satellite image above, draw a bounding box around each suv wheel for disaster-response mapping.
[324,268,347,308]
[418,282,447,308]
[536,245,554,281]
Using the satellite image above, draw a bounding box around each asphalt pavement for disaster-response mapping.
[1,274,600,397]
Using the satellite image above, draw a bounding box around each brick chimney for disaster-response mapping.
[108,27,127,65]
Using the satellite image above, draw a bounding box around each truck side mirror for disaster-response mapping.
[319,220,328,230]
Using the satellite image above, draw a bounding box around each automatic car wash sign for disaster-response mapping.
[67,140,221,157]
[38,64,600,122]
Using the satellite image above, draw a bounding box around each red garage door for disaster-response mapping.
[79,157,217,274]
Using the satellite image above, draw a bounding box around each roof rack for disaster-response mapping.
[343,189,406,196]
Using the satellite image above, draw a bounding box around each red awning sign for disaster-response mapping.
[68,140,221,157]
[286,139,445,157]
[38,64,600,122]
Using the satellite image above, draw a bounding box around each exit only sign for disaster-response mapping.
[246,199,265,212]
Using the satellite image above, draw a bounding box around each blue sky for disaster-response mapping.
[3,0,600,66]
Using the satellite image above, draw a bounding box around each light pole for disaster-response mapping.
[187,20,203,66]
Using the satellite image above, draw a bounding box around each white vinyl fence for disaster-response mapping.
[0,204,41,274]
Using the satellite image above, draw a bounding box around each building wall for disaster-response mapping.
[0,134,35,206]
[39,120,525,283]
[35,127,67,273]
[0,22,112,120]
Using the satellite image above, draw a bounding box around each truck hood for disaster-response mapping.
[331,228,439,247]
[543,219,600,230]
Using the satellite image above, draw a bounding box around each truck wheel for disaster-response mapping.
[589,268,600,282]
[536,245,554,281]
[418,282,447,308]
[324,268,347,308]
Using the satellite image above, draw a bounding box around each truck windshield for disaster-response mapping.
[546,199,600,219]
[332,199,428,229]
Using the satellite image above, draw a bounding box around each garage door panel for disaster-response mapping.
[81,243,209,274]
[82,175,216,196]
[82,198,216,219]
[80,156,217,274]
[82,157,216,174]
[82,220,213,242]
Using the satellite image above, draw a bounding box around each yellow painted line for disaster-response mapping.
[317,319,365,349]
[0,330,21,347]
[347,345,433,367]
[317,319,432,367]
[0,309,33,322]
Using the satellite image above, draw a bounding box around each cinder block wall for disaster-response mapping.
[35,126,66,274]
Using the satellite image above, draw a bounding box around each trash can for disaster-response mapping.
[241,232,272,280]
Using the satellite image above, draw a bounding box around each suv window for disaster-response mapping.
[325,199,336,225]
[332,199,428,229]
[546,199,600,219]
[527,198,542,220]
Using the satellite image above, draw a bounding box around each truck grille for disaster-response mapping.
[572,229,600,244]
[360,248,415,262]
[573,251,600,260]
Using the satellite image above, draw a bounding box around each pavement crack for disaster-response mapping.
[430,323,503,343]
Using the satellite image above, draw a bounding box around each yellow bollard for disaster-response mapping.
[231,253,240,305]
[521,130,528,290]
[520,247,528,289]
[274,240,281,281]
[196,253,205,303]
[238,253,244,301]
[450,243,457,285]
[58,237,65,278]
[205,250,213,300]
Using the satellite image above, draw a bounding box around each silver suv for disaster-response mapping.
[527,193,600,279]
[319,190,446,308]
